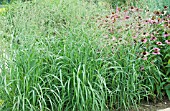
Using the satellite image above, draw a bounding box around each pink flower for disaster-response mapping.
[155,31,160,35]
[153,48,160,51]
[150,36,157,41]
[111,15,114,19]
[141,51,149,60]
[142,51,149,56]
[135,8,139,12]
[164,24,168,27]
[168,14,170,18]
[156,42,163,45]
[164,32,169,37]
[152,48,161,55]
[148,19,154,24]
[165,40,170,44]
[133,35,138,39]
[152,20,156,24]
[114,14,120,18]
[164,34,169,37]
[144,20,149,24]
[164,6,168,10]
[125,16,130,19]
[142,32,149,37]
[130,6,136,12]
[141,38,147,43]
[152,51,160,55]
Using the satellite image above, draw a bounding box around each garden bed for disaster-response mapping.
[0,0,169,111]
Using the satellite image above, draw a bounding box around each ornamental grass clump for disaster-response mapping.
[0,0,114,110]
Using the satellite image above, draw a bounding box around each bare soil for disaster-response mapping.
[139,99,170,111]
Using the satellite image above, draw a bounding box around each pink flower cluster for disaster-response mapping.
[95,5,169,61]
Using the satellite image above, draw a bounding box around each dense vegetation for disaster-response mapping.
[0,0,169,110]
